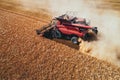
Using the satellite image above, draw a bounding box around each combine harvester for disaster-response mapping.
[36,14,98,44]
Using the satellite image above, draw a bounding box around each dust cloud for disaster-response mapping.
[18,0,120,66]
[49,0,120,66]
[18,0,50,12]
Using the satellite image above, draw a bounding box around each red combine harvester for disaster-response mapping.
[36,14,98,44]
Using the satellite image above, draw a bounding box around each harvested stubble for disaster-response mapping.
[0,8,120,80]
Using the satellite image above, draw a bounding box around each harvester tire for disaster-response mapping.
[71,36,79,44]
[84,29,97,41]
[52,30,62,38]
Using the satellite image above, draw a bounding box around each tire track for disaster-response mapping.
[0,8,50,23]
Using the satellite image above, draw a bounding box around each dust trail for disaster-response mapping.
[80,10,120,66]
[18,0,120,66]
[48,0,120,66]
[17,0,51,13]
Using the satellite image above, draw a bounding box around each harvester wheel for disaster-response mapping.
[52,30,62,38]
[84,29,97,41]
[71,36,79,44]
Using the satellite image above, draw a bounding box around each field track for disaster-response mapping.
[0,8,50,23]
